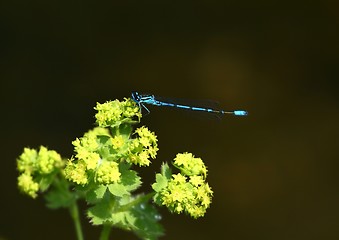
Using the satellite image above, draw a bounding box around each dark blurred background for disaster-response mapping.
[1,1,339,239]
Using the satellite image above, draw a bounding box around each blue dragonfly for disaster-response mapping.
[131,91,247,116]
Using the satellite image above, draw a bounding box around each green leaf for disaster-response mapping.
[38,172,57,192]
[45,189,75,209]
[88,193,133,227]
[87,192,164,239]
[107,164,142,197]
[111,211,135,227]
[119,123,133,137]
[161,162,172,179]
[152,163,172,193]
[105,195,164,239]
[108,183,130,197]
[152,173,168,206]
[152,174,168,193]
[97,135,111,145]
[130,201,164,240]
[86,185,107,203]
[152,163,173,205]
[87,200,112,225]
[44,179,75,209]
[119,164,142,192]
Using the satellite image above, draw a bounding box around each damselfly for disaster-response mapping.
[131,91,247,116]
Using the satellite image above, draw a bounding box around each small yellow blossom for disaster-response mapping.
[122,98,142,119]
[17,173,39,198]
[73,130,98,152]
[189,175,204,187]
[172,173,186,184]
[128,126,158,166]
[187,206,206,218]
[16,146,65,199]
[17,148,37,173]
[153,153,213,218]
[64,160,88,185]
[137,151,151,166]
[36,146,63,174]
[95,161,121,185]
[111,135,125,149]
[85,152,101,170]
[173,152,207,177]
[135,126,157,147]
[94,100,123,127]
[94,99,141,128]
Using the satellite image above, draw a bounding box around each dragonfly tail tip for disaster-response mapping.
[234,110,248,116]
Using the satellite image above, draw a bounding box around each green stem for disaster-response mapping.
[69,201,84,240]
[100,224,112,240]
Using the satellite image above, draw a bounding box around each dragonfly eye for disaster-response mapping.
[131,91,140,102]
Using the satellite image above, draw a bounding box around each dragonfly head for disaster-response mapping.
[131,91,141,103]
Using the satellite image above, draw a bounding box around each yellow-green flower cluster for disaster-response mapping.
[17,146,64,198]
[173,152,207,178]
[64,125,158,186]
[72,129,101,170]
[94,98,141,128]
[127,126,158,166]
[64,158,88,185]
[17,173,39,198]
[154,153,213,218]
[64,128,106,185]
[95,161,121,185]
